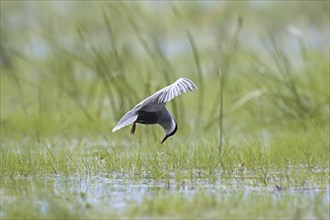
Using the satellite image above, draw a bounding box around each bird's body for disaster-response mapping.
[112,78,197,143]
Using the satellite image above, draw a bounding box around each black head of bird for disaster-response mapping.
[112,78,197,143]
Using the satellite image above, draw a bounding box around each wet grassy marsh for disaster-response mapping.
[1,1,329,219]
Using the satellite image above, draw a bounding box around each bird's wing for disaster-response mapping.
[136,78,197,111]
[112,109,138,132]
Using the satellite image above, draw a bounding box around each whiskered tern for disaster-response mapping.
[112,78,197,143]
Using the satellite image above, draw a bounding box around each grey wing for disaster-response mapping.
[112,109,138,132]
[136,78,197,111]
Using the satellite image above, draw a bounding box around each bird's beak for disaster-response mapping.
[161,135,169,144]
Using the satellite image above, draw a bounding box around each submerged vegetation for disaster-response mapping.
[1,1,329,219]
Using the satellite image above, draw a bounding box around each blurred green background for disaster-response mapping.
[1,1,329,143]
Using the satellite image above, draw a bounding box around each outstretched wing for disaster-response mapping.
[112,109,138,132]
[136,78,197,110]
[112,77,197,132]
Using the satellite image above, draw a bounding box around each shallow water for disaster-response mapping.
[2,173,329,216]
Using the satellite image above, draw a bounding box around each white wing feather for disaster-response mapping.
[112,109,138,132]
[136,78,197,108]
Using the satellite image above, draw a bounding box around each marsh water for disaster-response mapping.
[2,171,329,216]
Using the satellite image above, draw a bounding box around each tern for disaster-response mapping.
[112,78,197,143]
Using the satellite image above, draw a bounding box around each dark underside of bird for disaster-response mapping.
[130,110,161,134]
[112,78,197,143]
